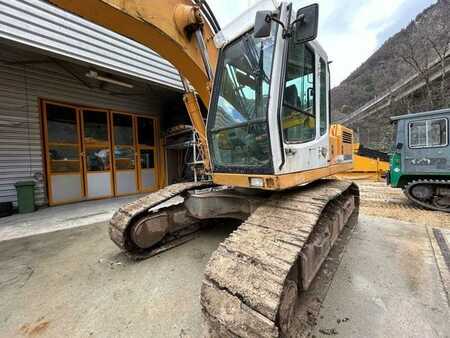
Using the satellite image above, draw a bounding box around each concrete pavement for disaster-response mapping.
[0,194,144,242]
[0,221,238,338]
[313,216,450,338]
[1,214,449,337]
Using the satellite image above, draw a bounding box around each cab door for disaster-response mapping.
[405,117,449,173]
[279,42,329,174]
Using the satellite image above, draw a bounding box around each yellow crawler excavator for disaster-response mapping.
[48,1,360,336]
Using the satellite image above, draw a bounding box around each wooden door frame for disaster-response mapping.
[41,99,85,206]
[111,111,139,197]
[155,118,166,189]
[40,99,162,204]
[80,107,115,200]
[135,115,159,193]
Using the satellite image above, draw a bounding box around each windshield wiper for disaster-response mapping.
[242,35,269,83]
[242,35,270,120]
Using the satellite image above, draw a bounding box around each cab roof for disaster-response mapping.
[390,108,450,121]
[213,0,327,60]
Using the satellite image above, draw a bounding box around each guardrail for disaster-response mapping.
[338,49,450,125]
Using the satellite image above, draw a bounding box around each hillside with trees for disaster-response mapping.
[331,0,450,120]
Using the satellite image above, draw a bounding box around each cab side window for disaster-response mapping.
[409,118,448,148]
[282,43,315,143]
[319,58,328,136]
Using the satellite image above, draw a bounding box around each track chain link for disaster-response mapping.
[403,179,450,213]
[108,181,213,259]
[200,180,360,338]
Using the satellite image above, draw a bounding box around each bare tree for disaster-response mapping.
[425,19,450,107]
[396,23,435,110]
[397,1,450,110]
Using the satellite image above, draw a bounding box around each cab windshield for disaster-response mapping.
[208,29,276,173]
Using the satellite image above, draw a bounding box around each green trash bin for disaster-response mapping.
[15,180,36,214]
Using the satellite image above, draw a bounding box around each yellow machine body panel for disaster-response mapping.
[212,124,354,190]
[212,162,353,190]
[334,144,389,181]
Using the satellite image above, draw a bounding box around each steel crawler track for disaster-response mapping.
[201,180,360,338]
[109,181,213,260]
[404,179,450,213]
[108,179,360,337]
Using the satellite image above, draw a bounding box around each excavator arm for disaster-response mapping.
[47,0,219,170]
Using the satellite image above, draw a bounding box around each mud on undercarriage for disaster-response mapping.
[109,179,360,337]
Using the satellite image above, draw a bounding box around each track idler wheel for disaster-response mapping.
[404,180,450,212]
[130,214,170,249]
[278,266,299,336]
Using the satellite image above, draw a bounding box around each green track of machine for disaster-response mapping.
[388,109,450,212]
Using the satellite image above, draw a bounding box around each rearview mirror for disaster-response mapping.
[295,4,319,43]
[254,10,273,38]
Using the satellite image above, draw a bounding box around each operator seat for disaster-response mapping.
[285,85,301,108]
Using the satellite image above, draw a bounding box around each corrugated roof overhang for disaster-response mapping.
[0,0,183,90]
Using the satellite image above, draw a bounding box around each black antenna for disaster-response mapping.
[194,0,221,33]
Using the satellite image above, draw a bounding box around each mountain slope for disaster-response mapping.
[331,0,450,119]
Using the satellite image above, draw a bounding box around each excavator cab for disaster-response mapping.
[207,1,351,190]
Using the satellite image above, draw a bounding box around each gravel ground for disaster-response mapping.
[357,181,450,227]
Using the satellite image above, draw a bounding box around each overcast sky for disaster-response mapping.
[208,0,437,87]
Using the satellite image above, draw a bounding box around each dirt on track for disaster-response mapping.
[356,181,450,227]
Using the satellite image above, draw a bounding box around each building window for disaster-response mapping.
[282,43,316,143]
[46,104,81,174]
[42,100,159,205]
[113,114,136,170]
[409,118,448,148]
